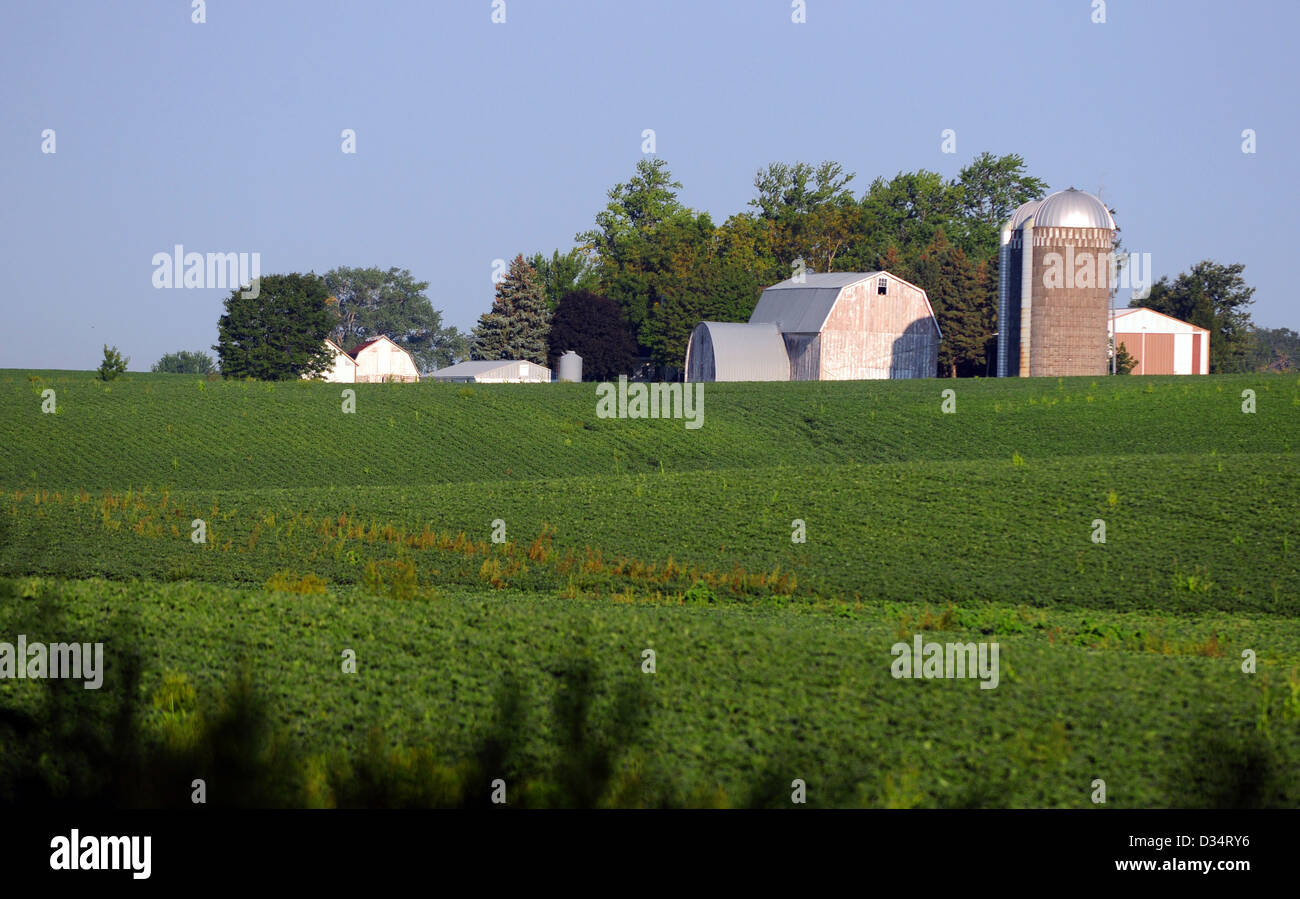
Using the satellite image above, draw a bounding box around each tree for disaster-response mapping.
[1111,339,1137,375]
[322,266,466,372]
[911,229,989,378]
[97,345,128,381]
[576,158,694,337]
[214,273,335,380]
[749,161,856,221]
[1243,326,1300,372]
[951,152,1049,263]
[152,350,215,374]
[546,290,638,380]
[471,255,551,364]
[528,248,599,311]
[1135,261,1256,373]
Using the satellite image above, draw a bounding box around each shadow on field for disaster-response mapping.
[2,590,1297,808]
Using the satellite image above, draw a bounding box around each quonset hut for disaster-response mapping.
[996,188,1117,377]
[685,271,940,382]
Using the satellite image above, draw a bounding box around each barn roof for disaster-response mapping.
[348,337,388,356]
[750,271,940,337]
[689,322,790,381]
[430,359,548,379]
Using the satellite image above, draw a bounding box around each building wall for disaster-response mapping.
[783,333,820,381]
[1027,228,1113,377]
[818,278,937,379]
[1002,238,1024,375]
[355,339,420,383]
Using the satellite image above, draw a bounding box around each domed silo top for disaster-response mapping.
[1010,198,1042,231]
[1028,187,1115,230]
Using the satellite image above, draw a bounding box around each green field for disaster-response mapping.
[2,370,1299,807]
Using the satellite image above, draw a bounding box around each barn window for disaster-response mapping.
[877,277,888,295]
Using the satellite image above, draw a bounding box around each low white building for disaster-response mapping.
[1110,308,1210,375]
[430,359,551,383]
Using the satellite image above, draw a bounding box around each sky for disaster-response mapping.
[1,0,1296,371]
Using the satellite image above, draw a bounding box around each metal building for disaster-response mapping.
[997,188,1117,377]
[685,271,941,382]
[430,359,552,383]
[1110,307,1210,375]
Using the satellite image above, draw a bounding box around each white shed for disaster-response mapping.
[430,360,552,383]
[351,335,420,383]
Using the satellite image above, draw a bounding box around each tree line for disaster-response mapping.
[133,153,1268,381]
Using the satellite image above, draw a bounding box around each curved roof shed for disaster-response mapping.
[685,321,789,383]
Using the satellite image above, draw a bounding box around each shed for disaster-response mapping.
[685,322,789,382]
[430,359,552,383]
[307,338,358,383]
[1110,308,1210,375]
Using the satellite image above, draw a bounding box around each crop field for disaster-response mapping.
[2,370,1299,807]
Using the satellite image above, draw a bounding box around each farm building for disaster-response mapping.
[430,359,552,383]
[685,271,941,382]
[312,338,358,383]
[309,335,419,383]
[997,187,1118,377]
[351,335,420,383]
[1110,307,1210,375]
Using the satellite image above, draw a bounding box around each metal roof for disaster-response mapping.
[430,359,547,379]
[750,272,884,333]
[1012,188,1114,231]
[689,322,789,381]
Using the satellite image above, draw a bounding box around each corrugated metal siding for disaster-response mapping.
[685,322,789,382]
[1118,331,1176,374]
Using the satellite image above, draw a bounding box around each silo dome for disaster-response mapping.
[1010,198,1042,230]
[1029,187,1115,230]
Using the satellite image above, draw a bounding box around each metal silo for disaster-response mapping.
[557,350,582,382]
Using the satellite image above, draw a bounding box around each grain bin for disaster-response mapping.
[557,350,582,382]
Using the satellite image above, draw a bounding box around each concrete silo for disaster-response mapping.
[997,188,1116,377]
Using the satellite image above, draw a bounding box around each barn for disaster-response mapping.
[430,359,552,383]
[685,271,941,382]
[351,336,420,383]
[1110,307,1210,375]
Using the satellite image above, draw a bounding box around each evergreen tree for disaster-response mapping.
[471,255,551,364]
[97,345,128,381]
[912,230,989,378]
[214,273,335,380]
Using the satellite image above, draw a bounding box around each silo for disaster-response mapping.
[997,188,1116,377]
[556,350,582,382]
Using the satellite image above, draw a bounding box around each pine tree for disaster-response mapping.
[912,229,989,377]
[214,273,335,380]
[471,255,552,364]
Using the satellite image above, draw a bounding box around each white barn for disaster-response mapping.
[430,359,552,383]
[686,271,941,382]
[351,335,420,383]
[312,338,358,383]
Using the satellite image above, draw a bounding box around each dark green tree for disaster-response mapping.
[1111,338,1137,375]
[471,255,551,364]
[97,345,128,381]
[151,350,215,374]
[546,290,638,380]
[214,273,335,380]
[1135,261,1256,373]
[912,229,988,378]
[322,266,466,372]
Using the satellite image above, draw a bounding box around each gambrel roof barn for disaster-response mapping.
[686,271,941,382]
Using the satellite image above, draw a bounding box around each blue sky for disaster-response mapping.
[2,0,1295,370]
